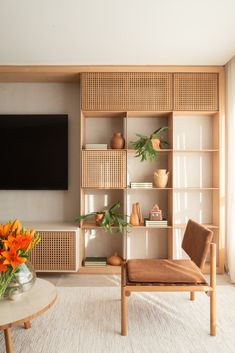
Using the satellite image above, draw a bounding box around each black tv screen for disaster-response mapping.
[0,114,68,190]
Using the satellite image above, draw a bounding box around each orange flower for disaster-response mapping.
[2,235,18,250]
[3,234,32,252]
[0,223,12,238]
[10,219,22,234]
[0,260,7,273]
[16,234,32,251]
[2,248,27,270]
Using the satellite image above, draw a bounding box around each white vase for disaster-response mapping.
[154,169,169,188]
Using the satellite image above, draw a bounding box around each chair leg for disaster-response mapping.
[190,291,195,301]
[121,286,127,336]
[210,290,216,336]
[210,243,216,336]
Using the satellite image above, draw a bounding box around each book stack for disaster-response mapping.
[144,219,168,227]
[84,257,107,266]
[85,144,108,149]
[130,182,153,189]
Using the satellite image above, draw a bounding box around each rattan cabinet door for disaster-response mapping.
[173,72,219,111]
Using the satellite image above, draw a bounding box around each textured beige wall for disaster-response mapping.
[0,83,80,222]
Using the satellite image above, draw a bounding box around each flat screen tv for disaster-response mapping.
[0,114,68,190]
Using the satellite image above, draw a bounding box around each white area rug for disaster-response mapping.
[1,285,235,353]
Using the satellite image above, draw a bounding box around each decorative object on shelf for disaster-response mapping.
[149,204,163,221]
[107,252,123,266]
[154,169,169,188]
[144,219,168,227]
[95,213,104,226]
[136,202,143,225]
[0,219,40,300]
[76,201,131,233]
[84,257,107,267]
[130,182,153,189]
[111,132,125,149]
[130,203,140,226]
[85,143,108,150]
[130,127,168,161]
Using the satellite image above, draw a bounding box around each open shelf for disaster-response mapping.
[79,265,121,274]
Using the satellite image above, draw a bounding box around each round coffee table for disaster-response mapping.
[0,278,57,353]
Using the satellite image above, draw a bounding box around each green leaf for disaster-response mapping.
[151,126,168,139]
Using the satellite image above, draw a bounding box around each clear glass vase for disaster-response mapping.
[3,261,36,300]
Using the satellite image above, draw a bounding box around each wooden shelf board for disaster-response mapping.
[128,187,172,190]
[173,111,218,116]
[128,149,218,153]
[131,225,172,229]
[79,265,121,274]
[82,187,218,191]
[83,111,126,118]
[173,149,219,152]
[81,224,120,230]
[173,224,218,229]
[127,111,172,117]
[81,224,172,229]
[173,187,219,190]
[128,148,172,152]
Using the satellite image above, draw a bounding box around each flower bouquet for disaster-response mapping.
[0,219,40,299]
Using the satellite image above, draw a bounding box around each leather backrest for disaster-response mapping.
[182,219,213,269]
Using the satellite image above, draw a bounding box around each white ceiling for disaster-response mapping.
[0,0,235,65]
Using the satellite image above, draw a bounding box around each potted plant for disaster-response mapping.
[130,126,168,161]
[76,201,131,233]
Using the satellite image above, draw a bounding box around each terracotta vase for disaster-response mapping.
[136,202,143,225]
[151,138,161,151]
[130,203,140,226]
[95,213,104,226]
[154,169,169,188]
[111,132,125,149]
[107,252,123,266]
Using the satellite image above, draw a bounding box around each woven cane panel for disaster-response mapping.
[30,231,77,271]
[82,150,126,188]
[173,73,219,111]
[81,72,173,111]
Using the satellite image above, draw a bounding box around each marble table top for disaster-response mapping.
[0,278,57,329]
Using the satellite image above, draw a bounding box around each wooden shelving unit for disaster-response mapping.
[80,69,225,274]
[0,65,224,274]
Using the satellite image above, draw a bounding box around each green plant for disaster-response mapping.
[75,201,131,233]
[130,126,168,161]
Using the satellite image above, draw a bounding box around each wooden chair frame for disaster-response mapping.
[121,243,216,336]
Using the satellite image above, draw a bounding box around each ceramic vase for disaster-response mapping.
[154,169,169,188]
[107,252,123,266]
[130,203,140,226]
[111,132,125,149]
[151,138,161,150]
[95,213,104,226]
[136,202,143,225]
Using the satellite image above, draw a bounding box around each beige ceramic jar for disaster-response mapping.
[154,169,169,188]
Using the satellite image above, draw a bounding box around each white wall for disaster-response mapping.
[0,0,235,65]
[0,83,80,222]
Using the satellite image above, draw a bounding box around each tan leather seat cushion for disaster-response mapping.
[127,259,207,284]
